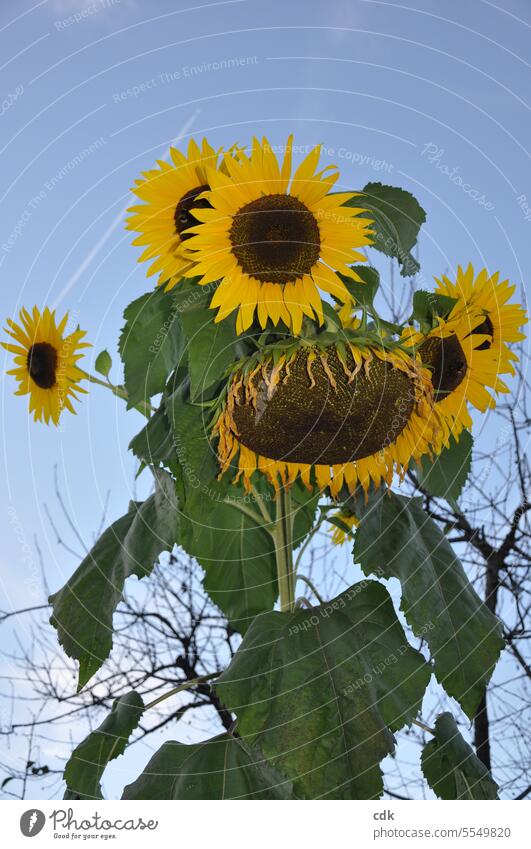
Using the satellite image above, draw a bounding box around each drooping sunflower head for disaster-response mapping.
[126,137,223,290]
[404,299,514,442]
[434,263,527,376]
[213,339,443,497]
[2,307,90,425]
[184,136,374,334]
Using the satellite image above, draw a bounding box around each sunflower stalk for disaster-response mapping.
[81,370,154,417]
[274,487,296,613]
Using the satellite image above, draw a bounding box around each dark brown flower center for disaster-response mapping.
[230,348,415,465]
[419,334,467,400]
[27,342,57,389]
[229,194,321,284]
[469,314,493,351]
[174,184,210,240]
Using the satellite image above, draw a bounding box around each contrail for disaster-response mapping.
[52,109,200,309]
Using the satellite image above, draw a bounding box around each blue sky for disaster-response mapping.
[0,0,530,798]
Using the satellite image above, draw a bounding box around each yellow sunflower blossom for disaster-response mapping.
[126,137,225,290]
[403,298,516,443]
[434,263,527,377]
[330,511,359,545]
[336,299,362,330]
[184,135,374,334]
[2,307,90,425]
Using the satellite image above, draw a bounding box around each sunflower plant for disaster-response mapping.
[3,136,527,801]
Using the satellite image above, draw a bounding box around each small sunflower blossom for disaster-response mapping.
[403,299,519,443]
[184,135,374,334]
[330,511,359,545]
[2,307,90,425]
[434,263,527,378]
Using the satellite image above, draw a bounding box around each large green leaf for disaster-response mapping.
[165,377,228,516]
[122,733,293,800]
[118,288,184,408]
[129,404,175,471]
[415,431,473,507]
[163,375,280,632]
[354,491,504,718]
[64,692,144,800]
[421,713,499,799]
[180,481,278,634]
[349,182,426,276]
[177,286,238,400]
[49,469,180,690]
[216,581,431,799]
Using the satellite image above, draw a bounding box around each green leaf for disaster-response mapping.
[165,377,228,516]
[354,491,504,718]
[216,581,431,799]
[122,733,293,800]
[415,431,473,507]
[118,288,184,408]
[129,404,175,471]
[411,290,457,334]
[165,376,278,632]
[180,482,278,634]
[94,349,112,378]
[64,692,144,800]
[340,265,380,306]
[291,480,319,548]
[421,713,499,800]
[177,286,238,400]
[49,469,180,690]
[348,182,426,276]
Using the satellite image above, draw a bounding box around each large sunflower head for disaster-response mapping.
[212,338,443,497]
[184,136,374,334]
[126,137,223,290]
[2,307,89,425]
[404,300,513,442]
[434,263,527,376]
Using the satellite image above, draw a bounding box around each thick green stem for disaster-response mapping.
[275,487,295,613]
[80,369,153,416]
